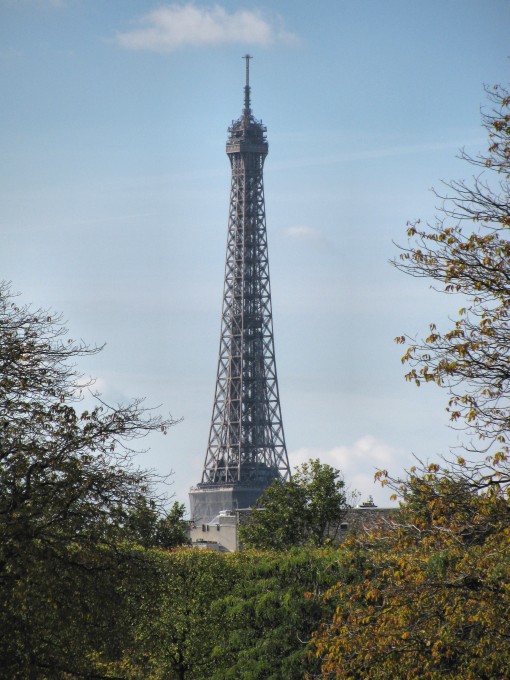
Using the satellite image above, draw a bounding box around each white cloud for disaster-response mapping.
[288,435,409,507]
[284,225,329,245]
[285,225,318,239]
[115,4,297,52]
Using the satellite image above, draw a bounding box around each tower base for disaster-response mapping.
[189,484,268,523]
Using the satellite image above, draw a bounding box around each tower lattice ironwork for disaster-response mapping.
[189,56,290,522]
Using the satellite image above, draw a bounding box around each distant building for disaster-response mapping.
[189,509,248,553]
[189,503,397,553]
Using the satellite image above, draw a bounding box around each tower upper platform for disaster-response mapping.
[226,55,268,157]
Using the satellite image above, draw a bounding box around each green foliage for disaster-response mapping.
[240,479,308,550]
[112,548,343,680]
[239,459,348,550]
[311,470,510,679]
[0,283,177,677]
[210,550,345,680]
[123,498,190,548]
[110,548,238,679]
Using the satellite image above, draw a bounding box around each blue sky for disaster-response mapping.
[1,0,509,508]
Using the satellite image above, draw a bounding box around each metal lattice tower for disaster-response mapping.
[189,57,290,522]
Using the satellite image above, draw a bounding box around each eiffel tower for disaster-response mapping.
[189,57,290,523]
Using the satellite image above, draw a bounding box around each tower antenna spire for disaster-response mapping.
[243,54,252,115]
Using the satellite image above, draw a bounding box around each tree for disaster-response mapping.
[124,498,190,548]
[211,549,344,680]
[310,81,510,680]
[112,548,238,680]
[310,468,510,679]
[239,459,348,550]
[112,548,343,680]
[0,282,178,677]
[393,83,510,483]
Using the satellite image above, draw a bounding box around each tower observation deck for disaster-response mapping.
[189,57,290,523]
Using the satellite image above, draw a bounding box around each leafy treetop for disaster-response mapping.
[393,84,510,483]
[239,459,348,550]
